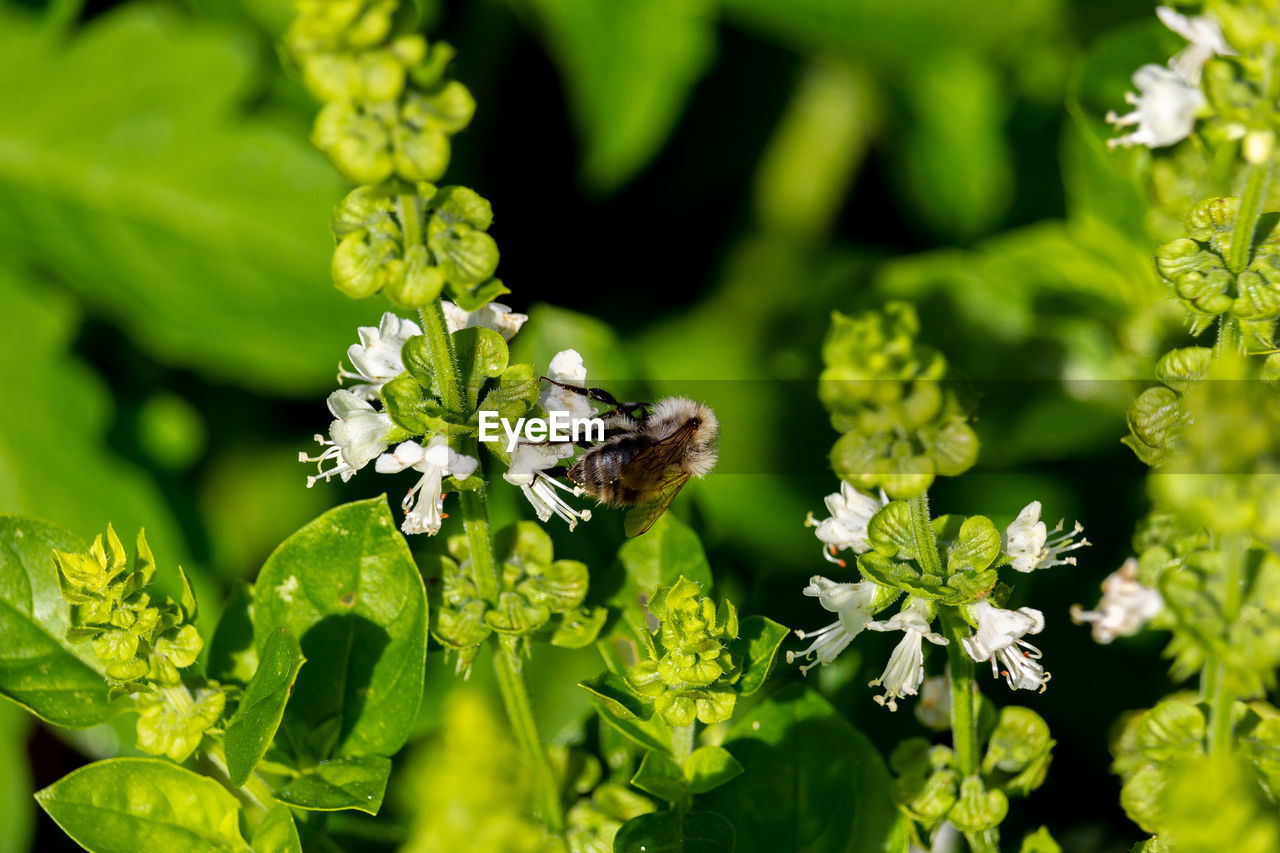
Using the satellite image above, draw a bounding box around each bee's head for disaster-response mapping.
[652,397,719,477]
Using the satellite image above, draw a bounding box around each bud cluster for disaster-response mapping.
[624,577,741,727]
[432,522,605,670]
[819,303,978,498]
[286,0,475,185]
[53,526,222,761]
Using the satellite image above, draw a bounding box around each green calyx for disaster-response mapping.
[820,303,978,498]
[288,0,475,185]
[624,576,741,727]
[53,525,220,761]
[431,523,604,670]
[857,503,1001,605]
[1156,197,1280,339]
[331,181,503,309]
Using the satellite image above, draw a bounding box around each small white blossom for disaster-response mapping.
[539,349,594,420]
[961,599,1050,693]
[1107,63,1206,149]
[503,442,592,530]
[914,675,952,731]
[805,482,887,566]
[441,300,528,341]
[337,312,422,400]
[1157,5,1236,85]
[376,435,479,536]
[787,576,894,675]
[300,390,398,486]
[1003,501,1088,572]
[865,599,948,711]
[1070,557,1164,644]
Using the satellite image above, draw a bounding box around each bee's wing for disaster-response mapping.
[623,470,691,538]
[620,419,700,537]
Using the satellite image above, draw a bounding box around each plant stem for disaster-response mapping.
[1227,161,1272,276]
[494,643,565,832]
[941,608,979,778]
[906,492,943,576]
[413,266,563,833]
[673,723,695,766]
[203,742,274,819]
[1208,535,1248,754]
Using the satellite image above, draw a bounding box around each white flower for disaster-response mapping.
[1070,557,1164,644]
[914,675,952,731]
[299,390,398,486]
[787,576,895,675]
[805,482,886,566]
[1158,5,1236,85]
[441,300,528,341]
[961,599,1050,693]
[503,442,592,530]
[337,312,422,400]
[1003,501,1088,572]
[1107,63,1206,149]
[865,599,948,711]
[539,349,594,420]
[376,435,479,536]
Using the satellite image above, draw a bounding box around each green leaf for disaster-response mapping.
[207,582,257,685]
[522,0,714,191]
[630,750,686,802]
[580,672,671,754]
[274,755,391,816]
[0,5,379,392]
[613,811,735,853]
[250,805,302,853]
[730,615,789,697]
[224,628,306,786]
[0,515,121,726]
[35,758,250,852]
[0,702,33,853]
[612,514,713,608]
[253,497,427,762]
[867,501,917,559]
[685,745,744,795]
[699,684,901,853]
[947,516,1001,575]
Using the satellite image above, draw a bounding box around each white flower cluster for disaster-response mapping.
[301,304,598,535]
[1107,6,1235,149]
[792,491,1089,707]
[1071,558,1163,644]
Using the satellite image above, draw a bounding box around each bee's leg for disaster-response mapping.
[539,377,649,419]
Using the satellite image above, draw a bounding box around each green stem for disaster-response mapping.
[906,493,943,577]
[1214,314,1243,359]
[413,270,563,833]
[494,644,565,832]
[1227,161,1271,276]
[1208,535,1248,754]
[203,742,274,819]
[941,608,979,778]
[673,723,695,766]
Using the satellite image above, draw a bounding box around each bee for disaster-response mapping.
[543,379,719,537]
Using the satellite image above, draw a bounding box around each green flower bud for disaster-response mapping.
[135,686,226,763]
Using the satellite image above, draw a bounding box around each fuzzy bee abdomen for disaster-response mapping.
[569,437,649,506]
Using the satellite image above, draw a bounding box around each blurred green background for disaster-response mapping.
[0,0,1207,849]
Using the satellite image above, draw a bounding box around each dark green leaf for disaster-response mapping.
[35,758,249,851]
[225,628,306,786]
[0,515,120,726]
[699,684,902,853]
[207,582,257,685]
[274,756,391,816]
[614,811,735,853]
[731,615,789,697]
[523,0,714,191]
[253,497,427,762]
